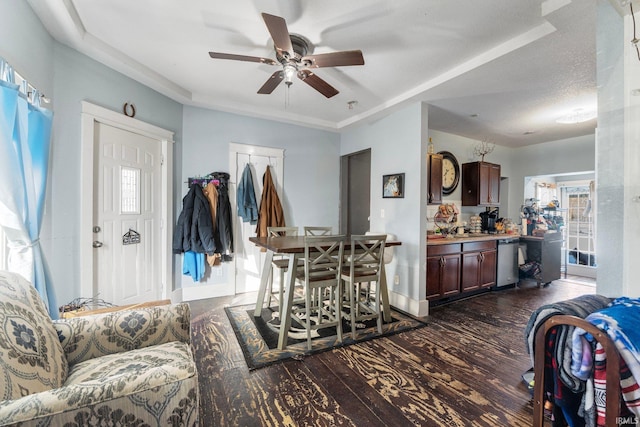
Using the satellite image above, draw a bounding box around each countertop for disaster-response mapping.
[426,233,521,246]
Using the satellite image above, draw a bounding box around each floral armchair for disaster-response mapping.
[0,271,199,426]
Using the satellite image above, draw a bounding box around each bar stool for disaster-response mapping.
[341,234,387,339]
[291,235,345,350]
[266,226,299,317]
[366,231,395,265]
[303,226,333,236]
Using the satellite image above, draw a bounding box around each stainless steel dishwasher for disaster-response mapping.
[496,237,519,287]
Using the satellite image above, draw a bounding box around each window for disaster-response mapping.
[561,182,596,273]
[535,182,558,207]
[120,167,141,214]
[0,59,53,279]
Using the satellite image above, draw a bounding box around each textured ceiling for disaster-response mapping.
[27,0,633,147]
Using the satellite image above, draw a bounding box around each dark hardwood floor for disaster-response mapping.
[189,277,596,426]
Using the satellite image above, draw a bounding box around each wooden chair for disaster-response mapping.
[341,234,387,339]
[291,235,345,350]
[303,226,333,236]
[268,226,298,238]
[366,231,395,264]
[266,226,299,317]
[533,315,621,427]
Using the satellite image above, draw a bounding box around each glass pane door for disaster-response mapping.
[562,182,596,277]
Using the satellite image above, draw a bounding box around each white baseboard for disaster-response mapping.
[171,284,234,302]
[389,291,430,317]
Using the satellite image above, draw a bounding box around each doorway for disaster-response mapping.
[523,172,596,280]
[561,181,597,278]
[229,143,284,295]
[80,102,173,306]
[340,149,371,235]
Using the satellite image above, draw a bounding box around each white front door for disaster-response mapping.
[80,102,174,308]
[93,122,163,305]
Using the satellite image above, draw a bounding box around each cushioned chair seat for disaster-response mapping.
[0,341,198,426]
[65,340,195,389]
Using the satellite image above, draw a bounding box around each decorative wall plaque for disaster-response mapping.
[122,228,141,245]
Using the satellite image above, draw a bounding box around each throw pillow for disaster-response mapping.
[0,271,67,399]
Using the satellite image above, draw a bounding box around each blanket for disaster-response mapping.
[525,294,613,393]
[572,297,640,423]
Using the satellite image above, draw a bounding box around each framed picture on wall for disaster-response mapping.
[382,173,405,198]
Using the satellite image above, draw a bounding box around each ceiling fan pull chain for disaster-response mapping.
[285,84,290,110]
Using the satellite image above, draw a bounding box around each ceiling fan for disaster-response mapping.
[208,13,365,98]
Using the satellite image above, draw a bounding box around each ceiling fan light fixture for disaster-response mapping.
[555,108,596,124]
[283,64,296,85]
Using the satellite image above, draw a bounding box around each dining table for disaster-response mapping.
[249,235,402,350]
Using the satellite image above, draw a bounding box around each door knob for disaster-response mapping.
[93,241,103,248]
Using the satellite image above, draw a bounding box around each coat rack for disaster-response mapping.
[186,175,220,188]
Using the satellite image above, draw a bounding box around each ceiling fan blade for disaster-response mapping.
[209,52,278,65]
[261,13,294,57]
[297,70,339,98]
[302,50,365,68]
[258,70,284,94]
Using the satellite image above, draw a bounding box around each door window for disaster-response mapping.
[120,167,141,214]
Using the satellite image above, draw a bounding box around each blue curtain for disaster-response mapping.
[0,59,57,318]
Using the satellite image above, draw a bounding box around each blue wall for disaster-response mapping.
[50,44,184,305]
[341,103,425,308]
[0,0,54,95]
[179,106,340,289]
[1,0,183,306]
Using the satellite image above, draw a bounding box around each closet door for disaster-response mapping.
[229,144,284,294]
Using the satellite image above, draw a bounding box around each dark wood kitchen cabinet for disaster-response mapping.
[461,161,501,206]
[427,153,443,205]
[426,243,460,299]
[460,241,497,291]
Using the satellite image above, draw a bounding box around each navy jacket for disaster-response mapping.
[212,172,233,260]
[173,184,216,255]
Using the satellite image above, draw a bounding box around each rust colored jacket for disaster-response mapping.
[203,181,218,230]
[203,181,219,266]
[255,166,285,237]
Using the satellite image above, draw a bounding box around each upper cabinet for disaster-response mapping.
[461,161,501,206]
[427,153,443,205]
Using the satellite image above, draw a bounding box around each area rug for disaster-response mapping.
[225,304,427,370]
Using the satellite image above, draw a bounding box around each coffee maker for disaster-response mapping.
[479,207,499,233]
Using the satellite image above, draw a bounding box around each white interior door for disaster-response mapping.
[93,122,163,305]
[229,143,284,295]
[562,183,597,279]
